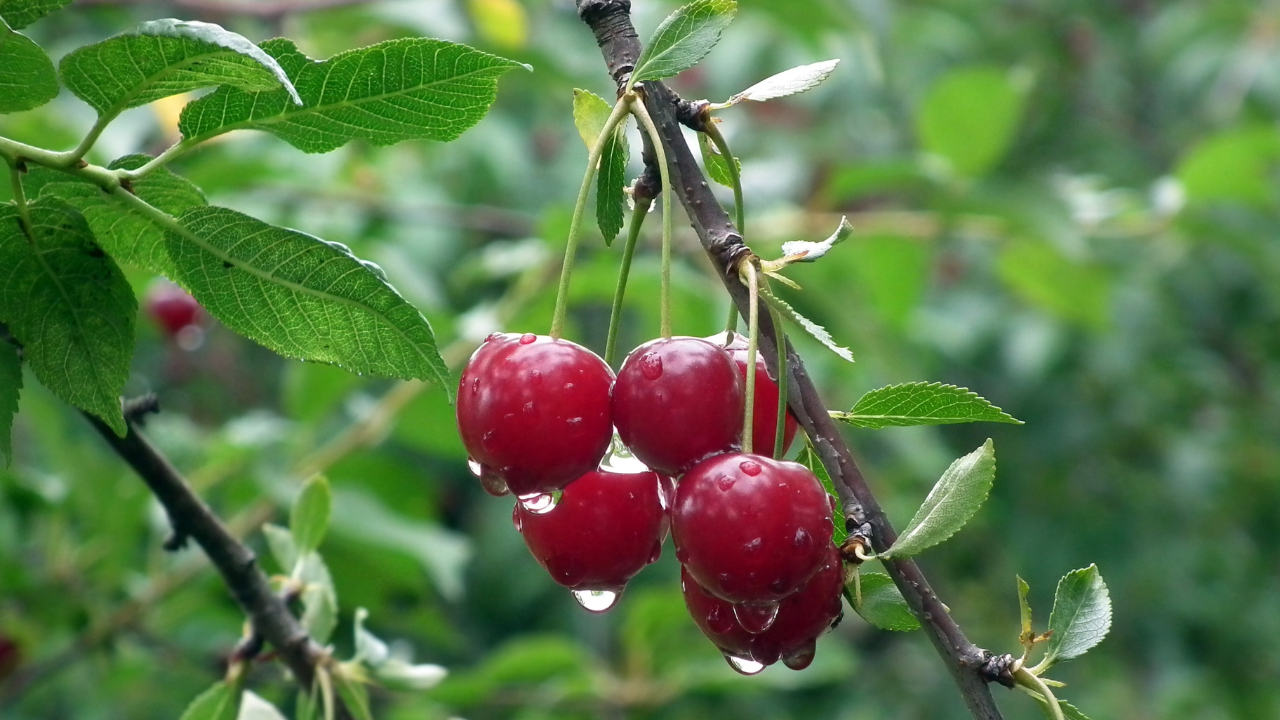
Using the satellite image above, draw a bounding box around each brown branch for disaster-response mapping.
[575,2,1006,718]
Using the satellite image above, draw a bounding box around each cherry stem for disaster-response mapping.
[630,96,673,339]
[604,196,652,366]
[1014,666,1065,720]
[742,261,760,455]
[723,302,737,340]
[769,302,788,458]
[550,95,633,339]
[703,121,743,237]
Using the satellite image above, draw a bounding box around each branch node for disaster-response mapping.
[978,652,1019,689]
[123,394,161,425]
[674,97,711,131]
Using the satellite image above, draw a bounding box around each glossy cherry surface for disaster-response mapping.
[612,336,744,476]
[457,333,614,495]
[711,332,799,458]
[672,453,832,604]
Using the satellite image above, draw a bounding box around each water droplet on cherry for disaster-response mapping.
[739,460,762,476]
[707,604,736,634]
[467,457,483,477]
[717,475,736,491]
[734,602,779,634]
[519,333,537,345]
[724,654,765,675]
[518,493,558,514]
[639,352,663,380]
[571,588,620,613]
[782,640,816,670]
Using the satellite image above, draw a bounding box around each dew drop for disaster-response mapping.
[639,352,663,380]
[518,493,558,514]
[523,401,537,416]
[734,602,780,634]
[519,333,537,345]
[707,604,736,634]
[470,377,480,395]
[717,475,736,491]
[486,332,503,342]
[477,469,510,497]
[723,654,765,675]
[511,507,523,532]
[571,588,620,613]
[743,537,763,552]
[467,457,483,477]
[563,382,575,391]
[739,460,762,476]
[782,640,816,671]
[601,439,651,474]
[566,417,582,426]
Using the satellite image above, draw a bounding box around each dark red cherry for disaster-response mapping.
[681,544,845,672]
[146,280,203,336]
[709,332,799,458]
[457,333,614,496]
[612,337,744,476]
[514,468,672,611]
[672,453,832,604]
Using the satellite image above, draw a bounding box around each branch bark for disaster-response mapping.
[575,2,1006,718]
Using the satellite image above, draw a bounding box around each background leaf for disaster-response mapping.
[632,0,736,83]
[697,131,739,188]
[1175,126,1280,208]
[297,551,338,645]
[333,670,372,720]
[0,0,73,29]
[997,239,1111,330]
[853,572,920,631]
[178,37,527,153]
[0,339,19,466]
[0,24,58,113]
[59,18,299,117]
[1043,564,1111,666]
[726,59,839,104]
[834,381,1022,428]
[917,65,1027,177]
[290,475,332,554]
[164,206,450,387]
[0,199,134,434]
[178,681,241,720]
[882,439,995,559]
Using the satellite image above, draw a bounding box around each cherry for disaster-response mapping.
[457,333,614,496]
[672,453,832,605]
[612,336,744,476]
[681,544,844,673]
[514,467,672,612]
[710,332,799,458]
[146,280,203,336]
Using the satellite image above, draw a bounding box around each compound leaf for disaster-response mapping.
[881,439,995,559]
[1043,564,1111,667]
[0,199,134,435]
[834,381,1022,429]
[179,37,527,153]
[853,572,920,631]
[759,284,854,363]
[632,0,736,83]
[726,59,839,105]
[60,19,299,118]
[0,23,58,113]
[0,0,74,29]
[0,339,19,467]
[164,206,449,388]
[177,680,241,720]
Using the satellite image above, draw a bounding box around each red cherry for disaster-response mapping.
[672,453,832,605]
[514,468,672,610]
[146,280,203,336]
[681,544,845,672]
[710,332,799,458]
[456,333,614,496]
[612,337,744,476]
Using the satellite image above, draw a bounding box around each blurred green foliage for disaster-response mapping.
[3,0,1280,719]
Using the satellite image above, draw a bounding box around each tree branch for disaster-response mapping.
[575,2,1006,718]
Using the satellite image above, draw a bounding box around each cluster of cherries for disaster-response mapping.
[456,331,844,674]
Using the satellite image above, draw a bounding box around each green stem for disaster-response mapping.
[1015,666,1065,720]
[550,96,634,339]
[629,98,673,339]
[721,301,738,344]
[604,196,652,366]
[116,138,198,180]
[7,160,34,238]
[61,113,115,166]
[703,121,743,237]
[742,262,759,455]
[769,303,788,458]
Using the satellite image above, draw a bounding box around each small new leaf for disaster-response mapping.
[261,523,297,571]
[697,131,740,188]
[797,440,844,544]
[780,216,852,263]
[574,89,629,244]
[1042,564,1111,667]
[0,340,20,467]
[60,19,299,118]
[164,206,450,389]
[290,475,332,554]
[0,199,135,435]
[726,59,840,105]
[297,551,338,645]
[881,439,995,559]
[834,381,1022,429]
[0,23,58,113]
[759,284,854,363]
[179,37,527,153]
[0,0,73,29]
[1017,575,1034,643]
[178,681,241,720]
[631,0,736,84]
[853,572,921,631]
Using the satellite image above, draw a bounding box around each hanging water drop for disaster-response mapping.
[467,458,483,477]
[723,653,765,675]
[734,602,780,634]
[782,640,816,671]
[571,588,620,613]
[518,493,558,514]
[600,432,651,473]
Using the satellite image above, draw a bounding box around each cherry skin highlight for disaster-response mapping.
[612,336,744,476]
[457,333,614,495]
[710,332,799,458]
[672,453,833,604]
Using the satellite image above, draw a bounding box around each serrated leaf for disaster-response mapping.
[0,340,19,467]
[781,216,852,262]
[595,119,628,244]
[291,475,332,554]
[1018,575,1033,639]
[262,522,297,571]
[333,668,373,720]
[179,681,241,720]
[0,199,134,435]
[798,440,844,544]
[632,0,736,83]
[60,19,299,119]
[297,551,338,645]
[164,206,450,388]
[697,131,739,188]
[179,37,527,153]
[41,154,207,276]
[759,284,854,363]
[726,59,839,105]
[881,439,995,559]
[1033,695,1093,720]
[0,24,58,113]
[237,691,288,720]
[1042,564,1111,666]
[834,381,1022,429]
[853,572,920,631]
[0,0,73,29]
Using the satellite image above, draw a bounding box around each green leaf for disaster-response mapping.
[178,681,241,720]
[1018,575,1033,640]
[291,475,332,554]
[0,199,135,435]
[725,59,840,105]
[780,216,852,263]
[1175,125,1280,207]
[1042,564,1111,667]
[697,131,739,188]
[571,88,611,150]
[41,154,207,276]
[797,440,844,544]
[0,0,73,29]
[632,0,736,83]
[164,206,449,387]
[60,19,300,119]
[236,691,288,720]
[997,240,1110,330]
[262,522,298,571]
[1032,696,1094,720]
[297,551,338,645]
[833,381,1022,429]
[179,37,528,153]
[881,439,995,559]
[333,668,373,720]
[759,284,854,363]
[294,685,320,720]
[846,233,930,330]
[917,65,1028,177]
[853,572,920,631]
[0,340,19,467]
[0,24,59,113]
[572,89,628,244]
